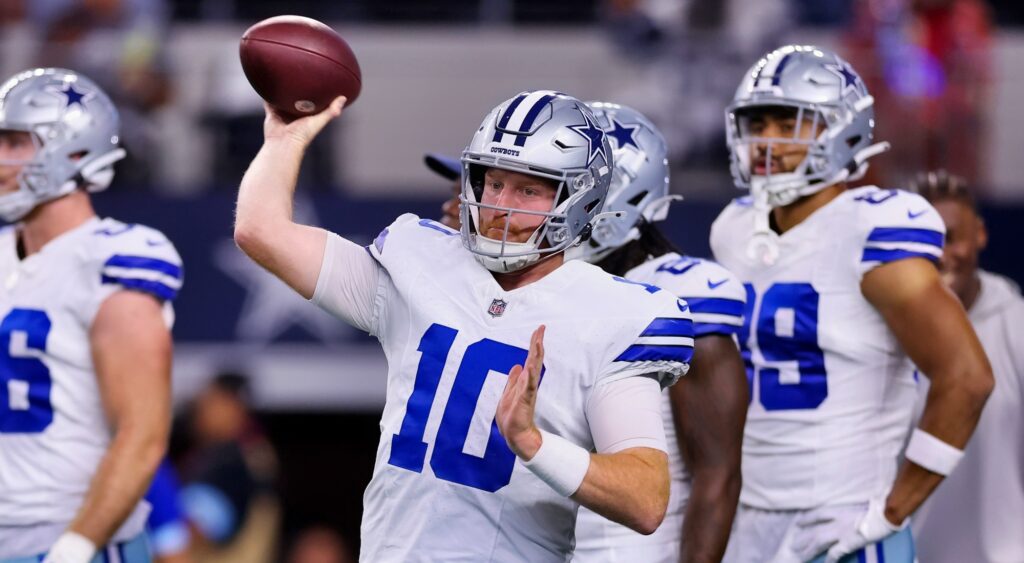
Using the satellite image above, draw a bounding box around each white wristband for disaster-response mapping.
[521,430,591,497]
[43,531,97,563]
[904,428,964,476]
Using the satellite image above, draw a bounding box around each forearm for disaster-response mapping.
[235,137,306,248]
[67,427,167,545]
[674,335,747,562]
[572,449,670,535]
[680,469,741,563]
[886,363,991,522]
[234,137,329,298]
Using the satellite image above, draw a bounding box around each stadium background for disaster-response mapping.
[1,0,1021,559]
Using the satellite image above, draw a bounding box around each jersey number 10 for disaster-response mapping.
[739,283,828,410]
[388,323,542,493]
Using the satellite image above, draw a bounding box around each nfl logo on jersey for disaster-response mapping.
[488,298,508,317]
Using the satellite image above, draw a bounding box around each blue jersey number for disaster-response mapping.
[0,309,54,433]
[388,323,542,492]
[740,283,827,410]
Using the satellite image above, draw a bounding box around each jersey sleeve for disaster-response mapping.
[311,231,387,335]
[82,222,184,327]
[637,257,747,338]
[855,189,946,278]
[598,294,694,389]
[366,213,459,277]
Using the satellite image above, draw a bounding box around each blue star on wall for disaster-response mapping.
[825,61,861,94]
[606,119,640,150]
[568,111,607,167]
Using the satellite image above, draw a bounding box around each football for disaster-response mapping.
[239,15,362,117]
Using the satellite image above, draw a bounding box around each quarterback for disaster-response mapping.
[713,46,993,563]
[572,103,747,563]
[235,90,695,561]
[0,69,182,562]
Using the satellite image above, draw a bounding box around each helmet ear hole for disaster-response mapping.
[627,191,648,207]
[846,135,862,148]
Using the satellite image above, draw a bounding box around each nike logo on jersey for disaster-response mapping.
[707,278,728,290]
[907,208,929,219]
[145,238,168,247]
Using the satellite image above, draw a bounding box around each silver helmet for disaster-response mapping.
[0,68,126,221]
[725,45,889,208]
[573,101,676,264]
[460,90,615,272]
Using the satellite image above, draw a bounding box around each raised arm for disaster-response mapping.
[233,97,345,299]
[862,257,993,523]
[672,333,747,563]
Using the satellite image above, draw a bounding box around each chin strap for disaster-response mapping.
[746,185,780,267]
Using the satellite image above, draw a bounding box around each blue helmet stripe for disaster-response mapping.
[492,93,529,143]
[513,94,557,147]
[771,53,793,85]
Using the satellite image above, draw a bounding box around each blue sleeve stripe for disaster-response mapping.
[867,227,943,248]
[640,317,694,337]
[861,248,940,264]
[694,323,742,337]
[685,297,745,317]
[614,344,693,364]
[101,275,177,301]
[104,255,182,280]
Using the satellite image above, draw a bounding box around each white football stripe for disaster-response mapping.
[633,335,695,348]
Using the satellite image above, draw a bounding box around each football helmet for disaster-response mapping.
[0,68,126,222]
[725,45,889,208]
[572,101,676,264]
[460,90,615,273]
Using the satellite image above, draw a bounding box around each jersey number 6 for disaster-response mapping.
[388,323,543,492]
[739,283,828,410]
[0,309,54,433]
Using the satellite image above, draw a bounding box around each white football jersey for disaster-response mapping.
[348,214,693,563]
[574,253,746,561]
[0,217,182,556]
[710,186,945,510]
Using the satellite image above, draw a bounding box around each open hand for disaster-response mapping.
[263,96,346,148]
[496,325,545,460]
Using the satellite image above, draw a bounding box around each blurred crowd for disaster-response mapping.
[153,372,358,563]
[0,0,1014,199]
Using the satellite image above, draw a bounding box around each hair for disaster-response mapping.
[594,219,683,277]
[909,169,976,211]
[210,371,252,404]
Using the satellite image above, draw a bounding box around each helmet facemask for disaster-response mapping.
[727,103,845,209]
[460,157,600,273]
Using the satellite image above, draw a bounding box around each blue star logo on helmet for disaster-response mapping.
[47,82,91,109]
[568,110,607,167]
[606,119,640,150]
[824,60,861,95]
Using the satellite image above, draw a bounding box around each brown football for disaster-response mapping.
[239,15,362,116]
